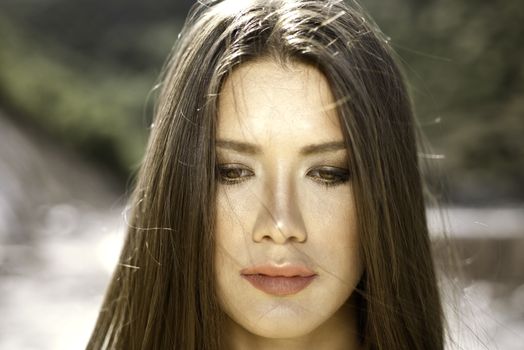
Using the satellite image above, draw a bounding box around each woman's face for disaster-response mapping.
[214,59,363,339]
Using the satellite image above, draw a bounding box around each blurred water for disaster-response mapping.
[0,113,523,349]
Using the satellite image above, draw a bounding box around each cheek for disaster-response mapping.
[214,189,258,317]
[214,187,258,292]
[214,187,257,257]
[301,185,362,281]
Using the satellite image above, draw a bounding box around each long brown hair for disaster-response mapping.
[87,0,444,349]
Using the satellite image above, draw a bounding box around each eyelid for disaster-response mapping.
[216,163,254,185]
[307,165,348,175]
[307,166,351,186]
[216,163,350,186]
[217,163,252,171]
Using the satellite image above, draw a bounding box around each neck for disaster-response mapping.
[223,300,361,350]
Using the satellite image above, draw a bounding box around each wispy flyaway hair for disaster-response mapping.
[88,0,444,349]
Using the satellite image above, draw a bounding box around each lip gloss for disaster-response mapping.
[241,274,317,296]
[240,264,317,296]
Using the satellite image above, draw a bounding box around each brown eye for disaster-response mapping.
[217,164,254,185]
[308,167,350,188]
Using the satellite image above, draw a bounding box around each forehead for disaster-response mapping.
[216,59,343,147]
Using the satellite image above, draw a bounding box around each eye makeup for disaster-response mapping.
[215,162,350,188]
[216,163,254,186]
[307,166,351,187]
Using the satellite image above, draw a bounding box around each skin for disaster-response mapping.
[214,59,363,350]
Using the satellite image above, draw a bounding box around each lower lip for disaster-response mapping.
[241,274,317,296]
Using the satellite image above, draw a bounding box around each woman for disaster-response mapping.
[88,0,444,349]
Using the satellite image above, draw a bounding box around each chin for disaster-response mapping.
[246,322,316,339]
[237,306,325,339]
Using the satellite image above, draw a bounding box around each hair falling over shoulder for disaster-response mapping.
[87,1,445,349]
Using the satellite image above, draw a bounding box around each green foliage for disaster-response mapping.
[364,0,524,203]
[0,17,157,175]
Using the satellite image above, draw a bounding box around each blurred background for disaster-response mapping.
[0,0,522,349]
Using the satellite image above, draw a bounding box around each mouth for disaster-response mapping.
[240,264,317,296]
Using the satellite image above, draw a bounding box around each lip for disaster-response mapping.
[240,264,317,296]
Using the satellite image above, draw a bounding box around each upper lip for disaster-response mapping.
[240,263,316,277]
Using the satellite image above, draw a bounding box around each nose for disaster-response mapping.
[252,174,307,244]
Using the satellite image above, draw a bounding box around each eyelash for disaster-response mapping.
[216,166,253,187]
[309,167,351,187]
[216,164,351,188]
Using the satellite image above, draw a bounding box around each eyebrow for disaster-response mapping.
[216,139,346,156]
